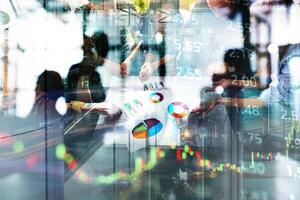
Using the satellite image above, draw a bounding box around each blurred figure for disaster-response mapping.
[0,70,66,128]
[66,32,107,106]
[212,48,254,131]
[213,48,253,98]
[119,5,170,81]
[0,70,65,200]
[65,31,139,117]
[138,14,169,81]
[32,70,65,199]
[64,32,112,150]
[261,43,300,106]
[31,70,66,122]
[124,14,156,77]
[217,44,300,108]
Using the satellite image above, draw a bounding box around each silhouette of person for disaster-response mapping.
[212,48,253,98]
[66,32,107,106]
[34,70,65,198]
[64,32,111,151]
[31,70,65,122]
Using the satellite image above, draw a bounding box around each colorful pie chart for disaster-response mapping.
[132,118,163,138]
[168,102,189,118]
[149,92,164,103]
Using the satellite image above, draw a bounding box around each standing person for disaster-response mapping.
[120,0,169,80]
[124,14,156,76]
[64,31,109,140]
[66,32,107,106]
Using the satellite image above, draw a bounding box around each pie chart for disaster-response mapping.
[149,92,164,103]
[168,102,189,118]
[132,118,163,138]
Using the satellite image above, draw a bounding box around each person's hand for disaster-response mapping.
[103,59,128,77]
[139,62,155,81]
[70,101,85,113]
[89,103,110,114]
[213,79,232,88]
[83,102,121,115]
[190,103,215,115]
[119,40,143,77]
[120,62,128,77]
[250,0,274,14]
[191,105,201,114]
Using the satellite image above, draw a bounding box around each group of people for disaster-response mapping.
[30,32,109,124]
[29,0,300,132]
[29,26,162,126]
